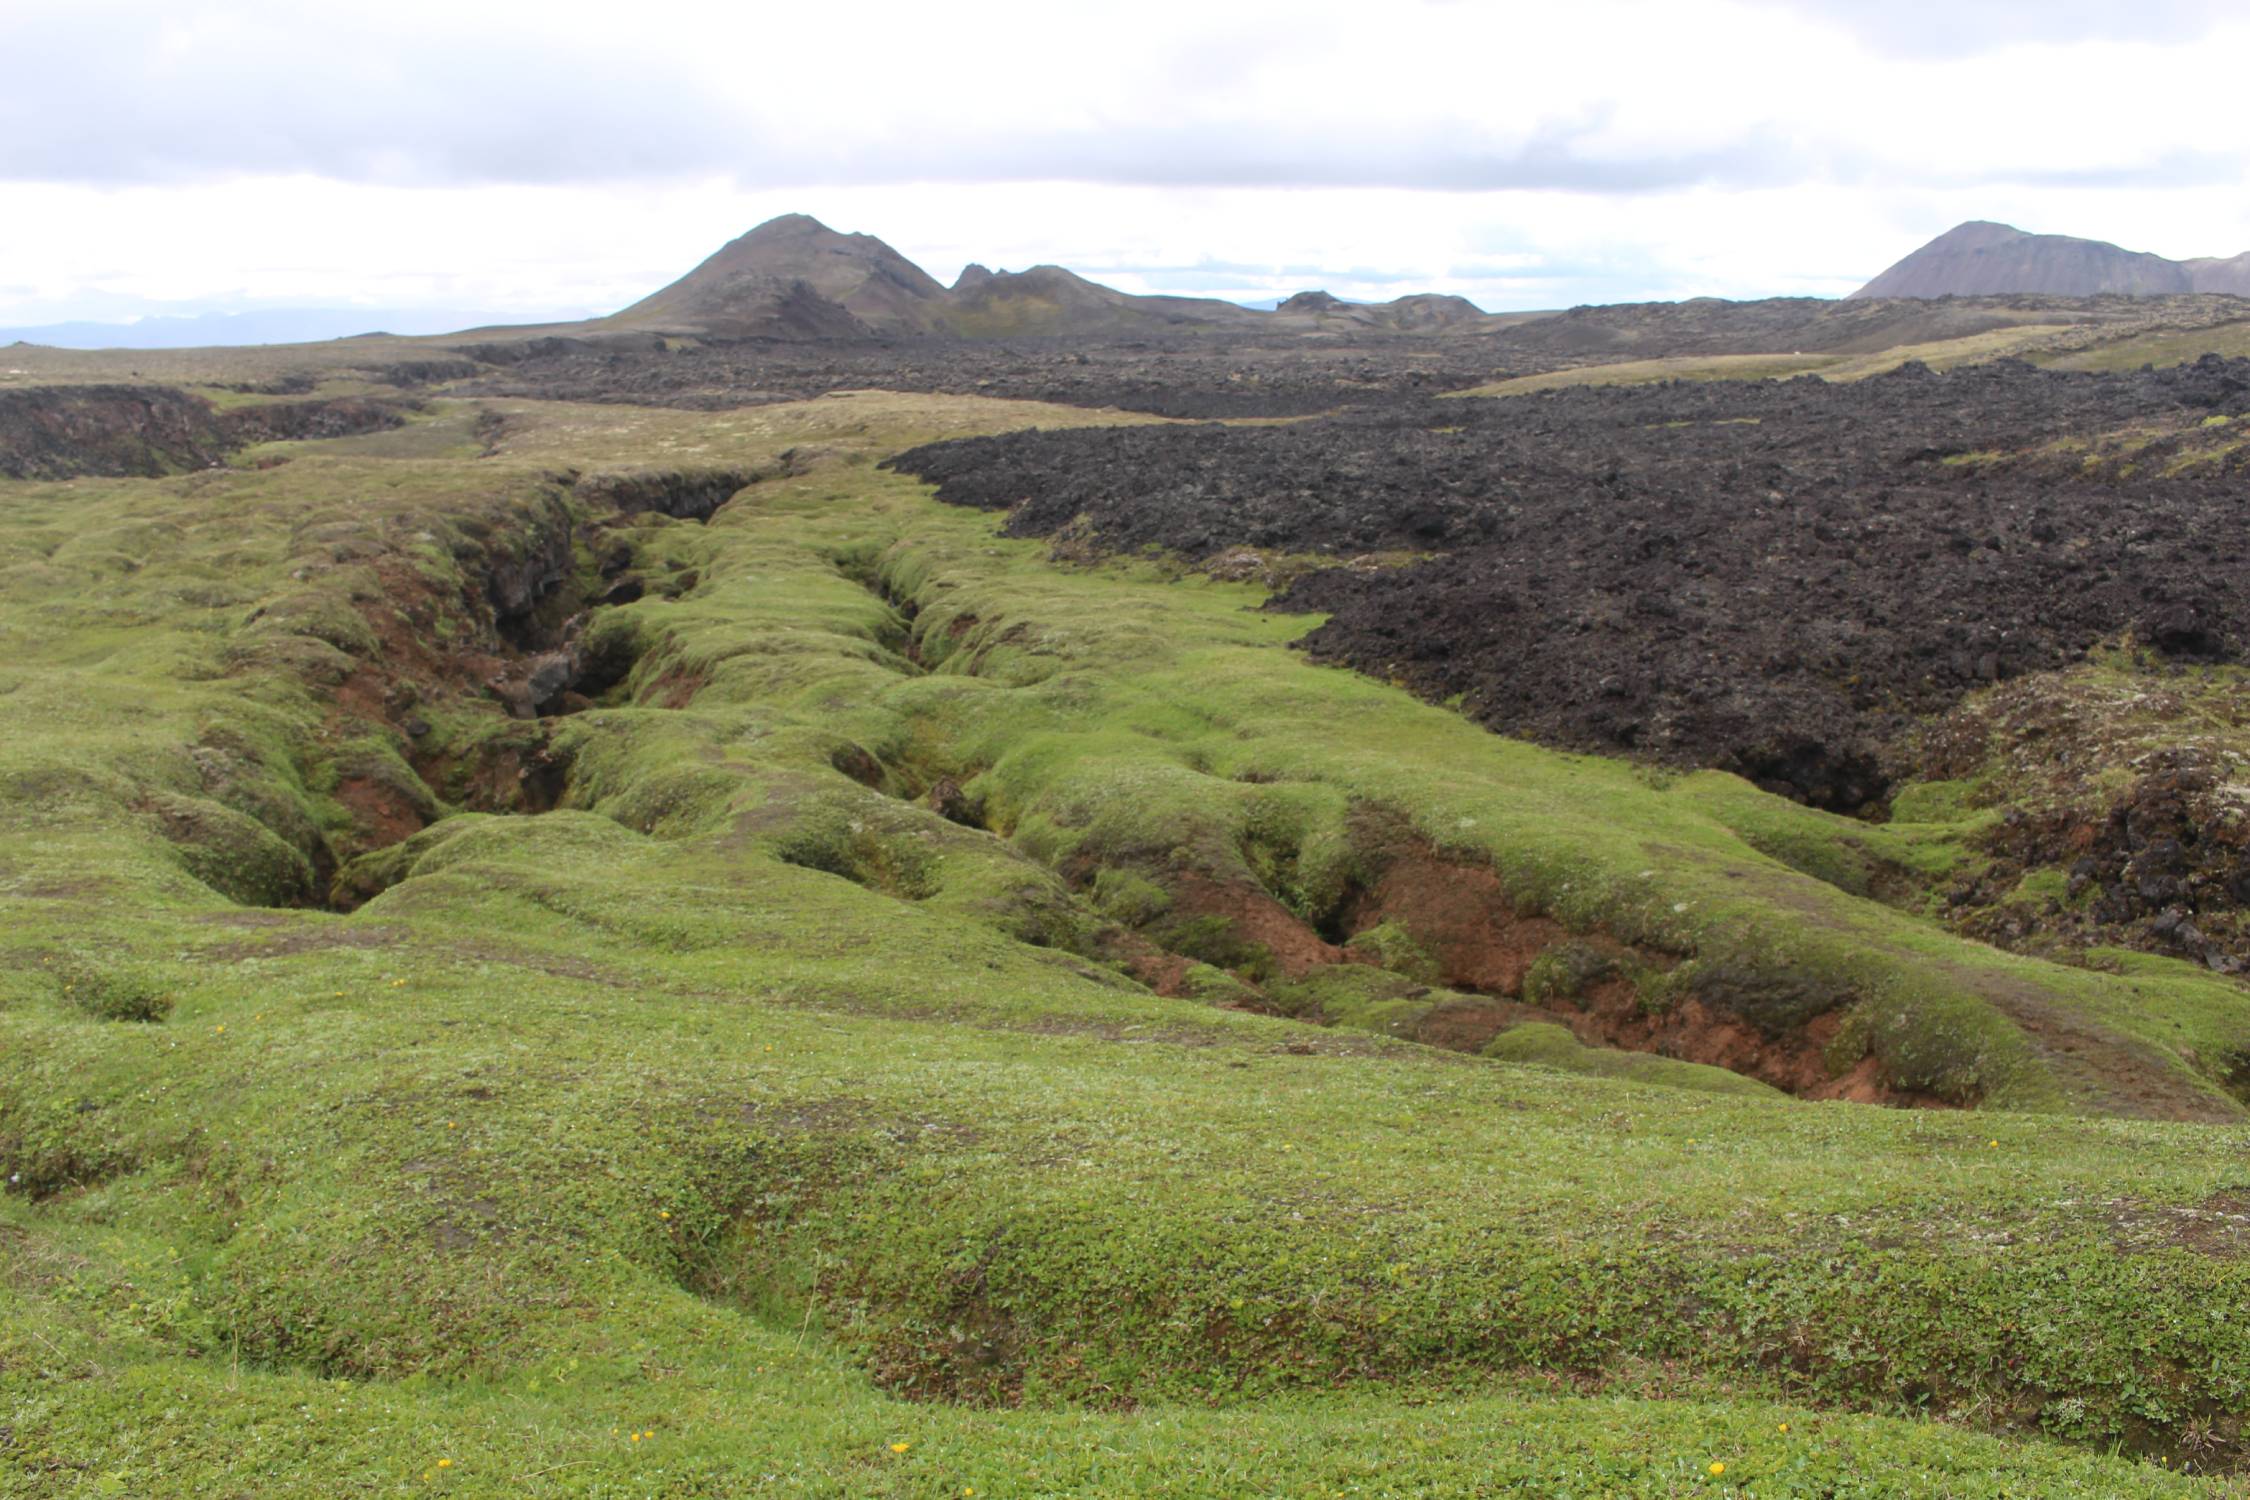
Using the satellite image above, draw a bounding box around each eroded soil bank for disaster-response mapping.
[0,384,409,479]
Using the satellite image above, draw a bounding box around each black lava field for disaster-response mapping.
[462,332,1494,419]
[891,357,2250,809]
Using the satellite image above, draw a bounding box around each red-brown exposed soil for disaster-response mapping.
[335,775,425,848]
[1167,869,1345,979]
[1343,850,1568,994]
[1104,816,1931,1102]
[1329,837,1935,1102]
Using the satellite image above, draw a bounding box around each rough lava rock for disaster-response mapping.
[891,357,2250,809]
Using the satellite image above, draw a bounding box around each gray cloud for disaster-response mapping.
[0,1,2238,198]
[0,10,1814,197]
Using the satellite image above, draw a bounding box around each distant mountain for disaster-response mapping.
[611,214,950,336]
[1273,289,1488,332]
[603,215,1503,340]
[940,263,1259,337]
[1853,221,2250,300]
[0,307,515,349]
[2183,250,2250,294]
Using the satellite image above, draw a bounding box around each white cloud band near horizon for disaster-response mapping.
[3,0,2247,330]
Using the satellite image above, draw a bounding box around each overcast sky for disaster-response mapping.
[4,0,2248,332]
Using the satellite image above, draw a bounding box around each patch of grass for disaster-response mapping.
[1456,353,1840,397]
[1485,1020,1783,1098]
[44,954,175,1023]
[1342,919,1441,984]
[1819,326,2081,379]
[2040,318,2250,373]
[1891,778,1980,825]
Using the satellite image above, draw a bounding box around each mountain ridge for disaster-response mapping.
[1854,221,2250,300]
[604,213,1499,339]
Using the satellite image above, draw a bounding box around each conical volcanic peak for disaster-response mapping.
[612,213,949,335]
[1853,220,2250,299]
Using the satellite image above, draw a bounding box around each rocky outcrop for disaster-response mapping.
[0,386,407,480]
[218,396,408,445]
[0,384,230,479]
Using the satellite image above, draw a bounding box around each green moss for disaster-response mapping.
[1484,1021,1782,1098]
[1091,867,1171,926]
[1151,911,1270,978]
[767,794,944,902]
[1265,964,1436,1031]
[46,955,175,1024]
[1522,941,1623,1006]
[1342,920,1440,984]
[1891,778,1978,824]
[142,789,317,906]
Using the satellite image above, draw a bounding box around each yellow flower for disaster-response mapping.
[1777,1422,1789,1433]
[1708,1461,1725,1475]
[890,1441,911,1454]
[1988,1139,1999,1148]
[659,1210,671,1220]
[213,1025,225,1034]
[631,1432,642,1443]
[436,1458,452,1469]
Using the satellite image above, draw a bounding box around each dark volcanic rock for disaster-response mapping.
[1925,677,2250,968]
[217,396,409,445]
[460,330,1503,420]
[0,386,408,480]
[458,293,2250,423]
[523,652,578,716]
[889,357,2250,810]
[0,384,229,478]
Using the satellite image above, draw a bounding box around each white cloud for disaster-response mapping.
[1,0,2246,325]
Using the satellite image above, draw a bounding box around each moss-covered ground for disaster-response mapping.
[5,392,2250,1495]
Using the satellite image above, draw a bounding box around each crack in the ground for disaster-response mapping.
[820,547,1920,1104]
